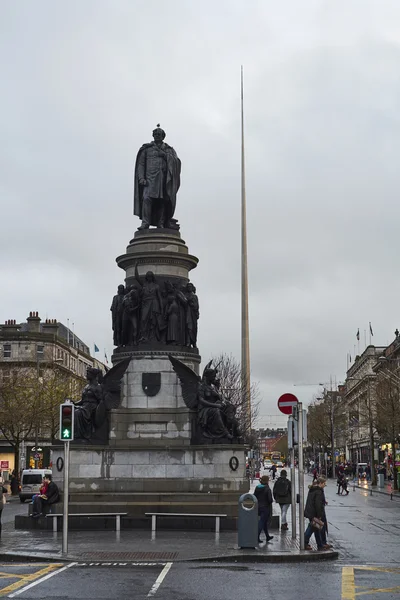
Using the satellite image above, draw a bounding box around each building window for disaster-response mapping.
[57,349,61,359]
[37,345,44,358]
[3,344,11,358]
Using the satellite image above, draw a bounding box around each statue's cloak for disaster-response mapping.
[133,142,181,224]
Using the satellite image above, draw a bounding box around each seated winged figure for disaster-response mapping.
[74,358,131,441]
[169,355,241,441]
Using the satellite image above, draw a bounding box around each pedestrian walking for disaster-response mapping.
[273,469,292,531]
[304,476,329,551]
[0,478,7,537]
[269,464,277,480]
[254,475,274,545]
[312,467,318,482]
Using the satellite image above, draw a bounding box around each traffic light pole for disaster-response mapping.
[62,440,70,555]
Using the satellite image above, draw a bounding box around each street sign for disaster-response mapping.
[277,393,299,415]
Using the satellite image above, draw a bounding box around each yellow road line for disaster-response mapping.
[342,567,356,600]
[355,586,400,596]
[355,566,400,574]
[0,564,63,596]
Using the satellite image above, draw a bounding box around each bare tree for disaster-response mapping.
[375,375,400,490]
[0,368,41,471]
[212,353,260,443]
[307,391,347,476]
[0,364,85,470]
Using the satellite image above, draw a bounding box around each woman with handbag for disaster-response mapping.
[304,476,327,551]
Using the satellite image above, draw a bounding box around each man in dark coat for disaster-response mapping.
[32,475,59,518]
[304,477,327,550]
[254,475,274,544]
[134,126,181,230]
[273,469,292,530]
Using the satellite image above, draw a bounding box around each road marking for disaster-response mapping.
[0,564,64,597]
[355,586,400,596]
[7,563,76,598]
[147,562,173,597]
[342,567,355,600]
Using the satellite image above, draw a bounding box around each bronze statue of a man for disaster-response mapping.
[133,125,181,230]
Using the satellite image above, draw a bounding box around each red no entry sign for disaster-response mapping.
[277,393,299,415]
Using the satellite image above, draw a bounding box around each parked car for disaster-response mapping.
[19,469,52,503]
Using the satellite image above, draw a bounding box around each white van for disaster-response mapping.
[19,469,52,503]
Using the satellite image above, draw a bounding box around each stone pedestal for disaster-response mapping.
[50,228,247,526]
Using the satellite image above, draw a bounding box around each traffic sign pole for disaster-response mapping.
[288,416,296,540]
[298,403,305,550]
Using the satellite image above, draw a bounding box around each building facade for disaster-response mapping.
[344,345,385,465]
[0,312,105,477]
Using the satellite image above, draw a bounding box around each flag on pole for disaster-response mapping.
[104,351,109,365]
[369,322,373,336]
[356,329,360,341]
[94,344,99,353]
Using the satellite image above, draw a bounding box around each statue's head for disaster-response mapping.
[203,367,218,384]
[118,284,125,294]
[186,283,194,293]
[145,271,155,282]
[86,367,102,382]
[152,124,166,142]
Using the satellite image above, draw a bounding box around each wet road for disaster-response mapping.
[0,484,398,599]
[0,561,399,599]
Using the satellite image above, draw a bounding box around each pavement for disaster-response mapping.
[0,480,338,564]
[3,471,398,565]
[0,481,398,598]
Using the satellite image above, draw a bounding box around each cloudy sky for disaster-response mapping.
[2,1,400,428]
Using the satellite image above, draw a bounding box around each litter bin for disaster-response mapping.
[238,493,258,549]
[377,473,384,488]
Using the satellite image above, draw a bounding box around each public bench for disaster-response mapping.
[46,512,127,532]
[145,512,227,533]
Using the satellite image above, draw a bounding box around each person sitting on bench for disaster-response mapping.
[31,474,59,518]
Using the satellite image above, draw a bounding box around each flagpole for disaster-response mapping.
[364,329,367,349]
[241,65,251,428]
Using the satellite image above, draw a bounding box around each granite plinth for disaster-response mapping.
[116,228,198,287]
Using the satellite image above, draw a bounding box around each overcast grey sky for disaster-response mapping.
[2,1,400,427]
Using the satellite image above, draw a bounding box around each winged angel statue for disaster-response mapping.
[73,358,131,442]
[169,355,241,442]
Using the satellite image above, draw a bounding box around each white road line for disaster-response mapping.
[8,562,77,598]
[147,562,173,597]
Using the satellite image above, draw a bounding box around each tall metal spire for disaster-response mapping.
[241,66,251,426]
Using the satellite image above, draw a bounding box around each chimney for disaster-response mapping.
[1,319,20,334]
[42,318,59,336]
[26,311,41,333]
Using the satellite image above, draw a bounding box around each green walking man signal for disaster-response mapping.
[60,401,75,441]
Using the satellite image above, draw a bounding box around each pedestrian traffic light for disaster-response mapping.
[60,402,74,441]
